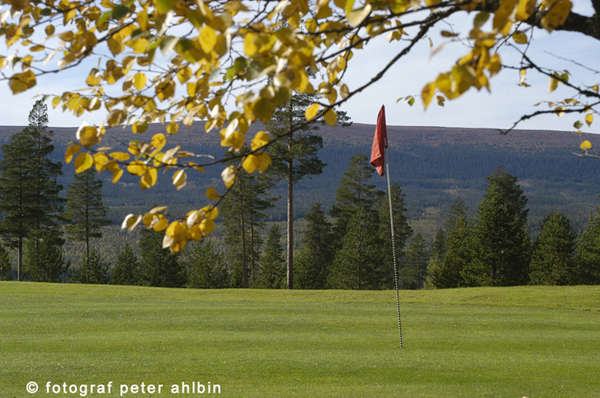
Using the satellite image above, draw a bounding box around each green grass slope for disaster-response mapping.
[1,283,599,397]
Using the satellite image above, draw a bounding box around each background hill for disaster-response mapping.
[1,122,599,241]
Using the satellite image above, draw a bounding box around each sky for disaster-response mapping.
[0,1,598,133]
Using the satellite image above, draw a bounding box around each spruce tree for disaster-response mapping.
[330,154,381,245]
[110,243,141,285]
[473,169,531,286]
[24,230,68,282]
[258,225,285,288]
[425,228,446,288]
[433,199,473,288]
[267,94,326,289]
[0,130,36,280]
[0,242,11,280]
[64,168,110,265]
[221,170,276,288]
[76,249,109,284]
[328,208,382,289]
[139,228,186,287]
[186,240,229,288]
[0,100,63,281]
[295,203,334,289]
[574,212,600,285]
[529,211,577,285]
[377,183,412,288]
[401,233,429,289]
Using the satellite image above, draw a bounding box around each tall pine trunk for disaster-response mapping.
[17,237,22,281]
[286,113,294,289]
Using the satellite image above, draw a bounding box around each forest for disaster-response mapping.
[1,100,600,289]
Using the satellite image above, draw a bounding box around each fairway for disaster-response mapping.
[1,283,599,397]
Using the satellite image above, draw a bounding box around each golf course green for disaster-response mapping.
[1,282,598,397]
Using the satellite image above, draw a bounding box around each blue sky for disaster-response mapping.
[0,1,598,133]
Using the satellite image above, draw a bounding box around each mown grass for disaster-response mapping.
[1,283,599,397]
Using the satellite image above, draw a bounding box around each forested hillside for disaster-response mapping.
[1,122,598,235]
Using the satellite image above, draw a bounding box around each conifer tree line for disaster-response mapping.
[1,100,600,288]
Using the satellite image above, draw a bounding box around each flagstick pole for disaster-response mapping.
[385,147,403,348]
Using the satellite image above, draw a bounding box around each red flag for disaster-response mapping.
[370,105,387,176]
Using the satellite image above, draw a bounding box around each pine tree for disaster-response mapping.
[432,199,473,288]
[425,228,446,288]
[64,168,110,265]
[0,242,11,280]
[377,183,412,288]
[574,211,600,285]
[186,240,229,288]
[0,100,64,281]
[473,169,531,286]
[110,243,141,285]
[401,233,429,289]
[330,154,381,245]
[0,130,36,280]
[23,230,68,282]
[328,208,382,289]
[221,170,276,288]
[76,249,108,284]
[529,211,577,285]
[295,203,334,289]
[258,225,285,288]
[267,94,327,289]
[139,228,186,287]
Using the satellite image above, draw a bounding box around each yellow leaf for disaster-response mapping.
[127,161,147,176]
[586,113,594,126]
[203,205,219,220]
[324,109,337,126]
[109,152,131,161]
[133,73,146,91]
[150,206,169,214]
[165,221,186,241]
[77,125,101,148]
[346,4,372,28]
[94,152,109,172]
[9,70,36,94]
[151,133,167,151]
[251,131,270,151]
[153,216,169,231]
[340,84,349,99]
[177,66,192,84]
[305,103,320,120]
[199,219,215,235]
[111,166,124,183]
[199,25,217,53]
[512,31,528,44]
[222,165,236,188]
[206,187,221,201]
[155,0,174,13]
[422,82,436,109]
[65,144,81,164]
[549,76,559,93]
[140,167,158,189]
[242,154,259,174]
[256,152,271,173]
[74,153,93,173]
[166,121,179,135]
[580,140,592,151]
[121,214,141,231]
[541,0,572,31]
[172,169,187,190]
[516,0,536,20]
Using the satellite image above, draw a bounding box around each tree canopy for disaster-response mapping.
[1,0,598,250]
